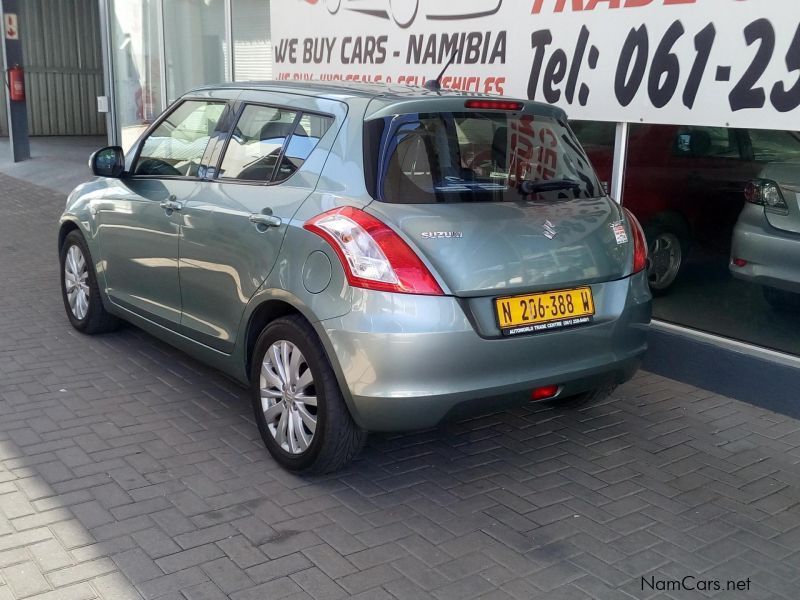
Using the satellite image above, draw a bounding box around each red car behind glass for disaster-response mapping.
[577,123,766,293]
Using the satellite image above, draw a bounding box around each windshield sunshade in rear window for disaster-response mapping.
[365,111,603,204]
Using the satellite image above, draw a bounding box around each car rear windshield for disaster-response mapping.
[364,111,603,203]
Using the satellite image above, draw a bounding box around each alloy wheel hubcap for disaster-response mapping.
[260,340,317,454]
[648,233,682,290]
[64,245,90,320]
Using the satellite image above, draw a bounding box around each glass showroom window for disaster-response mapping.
[570,120,616,197]
[163,0,228,102]
[612,124,800,356]
[232,0,273,81]
[110,0,163,151]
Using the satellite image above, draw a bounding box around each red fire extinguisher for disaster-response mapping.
[7,64,25,102]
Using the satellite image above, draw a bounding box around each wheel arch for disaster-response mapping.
[241,294,364,428]
[57,218,82,252]
[244,299,303,380]
[645,210,691,241]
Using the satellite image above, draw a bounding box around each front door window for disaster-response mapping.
[134,100,226,177]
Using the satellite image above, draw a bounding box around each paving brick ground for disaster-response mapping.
[1,171,800,599]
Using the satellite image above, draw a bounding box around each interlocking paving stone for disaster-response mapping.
[0,169,800,599]
[2,561,51,598]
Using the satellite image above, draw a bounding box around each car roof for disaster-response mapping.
[194,79,490,99]
[190,80,565,120]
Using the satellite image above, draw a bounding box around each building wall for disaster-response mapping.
[232,0,272,81]
[19,0,106,136]
[108,0,274,149]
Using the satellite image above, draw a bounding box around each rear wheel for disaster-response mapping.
[763,286,799,313]
[645,220,689,295]
[59,230,119,334]
[250,315,366,473]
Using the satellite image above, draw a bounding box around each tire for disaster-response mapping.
[60,230,120,334]
[546,385,616,409]
[250,315,366,473]
[644,218,689,295]
[763,286,799,313]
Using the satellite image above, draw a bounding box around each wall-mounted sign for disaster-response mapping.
[270,0,799,130]
[4,13,18,40]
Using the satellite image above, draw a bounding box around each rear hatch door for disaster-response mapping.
[368,198,629,296]
[363,99,632,297]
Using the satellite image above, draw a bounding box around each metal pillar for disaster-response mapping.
[225,0,234,81]
[98,0,117,146]
[610,121,629,204]
[156,0,167,109]
[1,0,29,162]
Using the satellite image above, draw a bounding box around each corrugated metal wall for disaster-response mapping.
[232,0,273,81]
[11,0,106,136]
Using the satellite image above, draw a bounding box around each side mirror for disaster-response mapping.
[89,146,125,178]
[675,133,692,155]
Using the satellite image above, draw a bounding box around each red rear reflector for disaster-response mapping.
[732,258,747,268]
[531,385,559,401]
[464,99,524,111]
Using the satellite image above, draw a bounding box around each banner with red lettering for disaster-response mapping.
[270,0,799,130]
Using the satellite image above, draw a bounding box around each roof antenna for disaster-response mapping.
[423,47,458,92]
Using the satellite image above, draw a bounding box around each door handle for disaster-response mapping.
[160,199,182,212]
[249,213,282,229]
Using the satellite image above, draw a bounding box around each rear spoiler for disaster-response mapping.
[364,95,567,123]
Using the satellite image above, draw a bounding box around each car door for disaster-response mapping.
[668,127,756,247]
[96,98,228,327]
[177,92,342,352]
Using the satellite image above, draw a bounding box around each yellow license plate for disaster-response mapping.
[495,287,595,335]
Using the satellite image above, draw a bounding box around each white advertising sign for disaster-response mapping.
[270,0,800,130]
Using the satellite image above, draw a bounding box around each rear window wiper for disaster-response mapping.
[518,179,581,195]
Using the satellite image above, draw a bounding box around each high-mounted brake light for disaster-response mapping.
[464,99,524,111]
[304,207,444,296]
[623,208,648,274]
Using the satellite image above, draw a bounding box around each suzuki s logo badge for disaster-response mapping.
[420,231,463,240]
[542,220,557,240]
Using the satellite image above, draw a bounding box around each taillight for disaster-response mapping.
[745,179,788,212]
[304,206,444,296]
[623,208,648,274]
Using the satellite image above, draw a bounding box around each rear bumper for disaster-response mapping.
[319,272,651,431]
[731,206,800,294]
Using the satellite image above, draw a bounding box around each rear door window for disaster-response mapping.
[218,105,334,183]
[134,100,226,177]
[275,113,335,182]
[673,127,741,159]
[218,104,299,182]
[748,129,800,162]
[366,111,602,203]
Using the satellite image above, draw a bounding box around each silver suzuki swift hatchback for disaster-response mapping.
[58,82,652,472]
